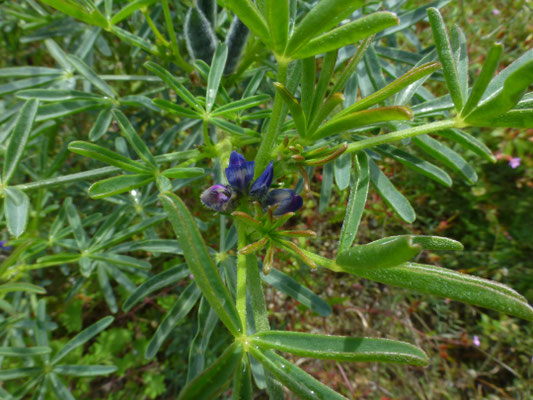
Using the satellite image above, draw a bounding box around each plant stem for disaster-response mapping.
[254,60,289,178]
[345,119,457,154]
[236,222,247,336]
[142,9,169,47]
[161,0,192,72]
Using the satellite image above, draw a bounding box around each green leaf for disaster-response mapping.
[0,282,46,295]
[351,262,533,321]
[52,316,114,364]
[153,99,203,119]
[69,141,151,174]
[89,253,151,270]
[374,0,451,39]
[233,357,253,400]
[145,62,203,111]
[273,82,306,137]
[63,197,88,249]
[0,66,62,78]
[0,346,51,357]
[312,106,413,140]
[338,61,441,117]
[461,43,503,117]
[4,187,30,238]
[248,348,347,400]
[206,43,228,112]
[39,0,109,29]
[251,331,429,365]
[110,0,158,25]
[338,151,369,253]
[53,364,117,376]
[66,55,116,98]
[450,25,468,102]
[110,25,155,54]
[0,367,41,380]
[412,134,477,184]
[178,342,243,400]
[185,6,217,63]
[89,107,113,141]
[427,7,463,111]
[97,264,118,313]
[49,373,75,400]
[3,99,39,184]
[375,143,452,187]
[211,94,270,117]
[36,99,106,122]
[286,0,364,55]
[123,264,189,311]
[0,76,58,96]
[161,167,204,179]
[437,129,495,162]
[159,192,242,337]
[35,253,81,268]
[319,161,333,213]
[337,235,421,271]
[112,110,157,169]
[482,109,533,128]
[265,0,289,53]
[465,59,533,124]
[368,158,415,223]
[334,153,352,190]
[223,0,270,45]
[16,89,103,101]
[261,267,332,317]
[145,282,201,359]
[292,12,399,59]
[111,239,183,254]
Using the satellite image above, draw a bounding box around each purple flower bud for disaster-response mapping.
[225,151,255,193]
[473,335,481,347]
[200,184,234,212]
[250,162,273,200]
[0,241,12,252]
[264,189,303,216]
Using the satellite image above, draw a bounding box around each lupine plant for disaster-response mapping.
[1,0,532,398]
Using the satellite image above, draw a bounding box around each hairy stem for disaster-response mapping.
[236,222,247,336]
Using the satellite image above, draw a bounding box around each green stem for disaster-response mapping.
[254,60,289,178]
[202,119,211,147]
[345,119,458,154]
[236,222,247,336]
[142,9,169,47]
[161,0,192,72]
[13,150,201,191]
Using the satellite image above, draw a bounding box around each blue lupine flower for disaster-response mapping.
[225,151,255,193]
[264,189,304,216]
[200,184,234,212]
[249,161,273,201]
[202,152,302,215]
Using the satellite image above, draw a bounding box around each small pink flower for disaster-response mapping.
[492,9,501,15]
[509,157,521,169]
[473,335,481,346]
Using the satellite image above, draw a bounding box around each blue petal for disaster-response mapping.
[250,162,273,200]
[225,152,254,192]
[264,189,303,216]
[229,151,247,167]
[200,184,234,212]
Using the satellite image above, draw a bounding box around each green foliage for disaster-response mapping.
[0,0,532,398]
